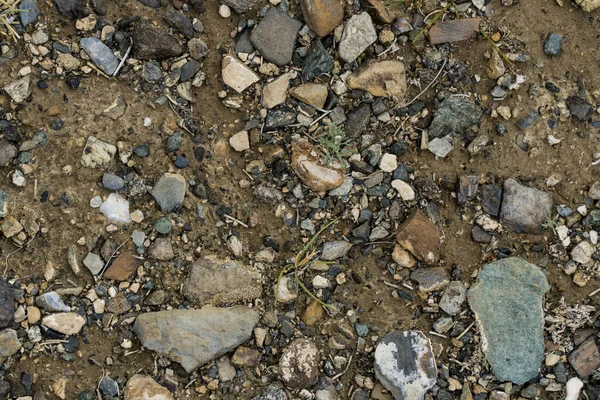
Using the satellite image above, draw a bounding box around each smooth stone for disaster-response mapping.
[133,306,259,372]
[132,25,184,60]
[52,0,89,19]
[102,173,124,191]
[347,60,407,99]
[20,0,41,27]
[151,173,186,212]
[147,238,175,261]
[499,178,553,234]
[300,0,344,37]
[250,8,302,66]
[338,12,377,63]
[83,252,104,275]
[374,331,437,400]
[279,339,320,388]
[184,255,262,305]
[468,257,550,384]
[290,83,328,109]
[80,37,119,75]
[103,252,138,281]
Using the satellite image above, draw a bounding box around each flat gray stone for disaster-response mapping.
[428,137,452,158]
[0,329,21,358]
[468,257,550,384]
[338,12,376,63]
[411,267,449,293]
[499,179,553,234]
[439,281,466,315]
[35,292,70,312]
[20,0,41,27]
[83,252,104,275]
[374,331,437,400]
[250,8,302,66]
[184,255,262,305]
[133,306,259,373]
[321,240,352,260]
[151,173,186,212]
[80,37,119,75]
[428,97,482,139]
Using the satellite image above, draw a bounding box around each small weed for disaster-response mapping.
[0,0,23,42]
[318,123,353,166]
[275,219,339,309]
[542,213,560,235]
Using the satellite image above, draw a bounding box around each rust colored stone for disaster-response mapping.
[568,336,600,377]
[104,252,138,281]
[395,210,441,265]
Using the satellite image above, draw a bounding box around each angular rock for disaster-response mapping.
[0,140,16,166]
[229,131,250,151]
[222,55,260,93]
[20,0,41,27]
[42,312,86,335]
[148,238,175,261]
[338,12,377,63]
[3,76,30,104]
[250,8,302,66]
[83,252,103,275]
[411,268,449,293]
[279,339,320,388]
[321,240,352,260]
[300,0,344,37]
[53,0,89,19]
[132,25,184,60]
[254,184,283,204]
[345,103,371,137]
[302,40,333,82]
[102,96,127,120]
[124,375,173,400]
[262,72,294,109]
[374,331,437,400]
[439,281,466,315]
[133,306,259,372]
[104,252,138,281]
[80,136,116,168]
[571,241,594,264]
[429,97,482,139]
[568,336,600,377]
[222,0,257,13]
[252,385,287,400]
[347,60,407,99]
[481,184,502,217]
[265,108,296,129]
[35,292,70,312]
[544,33,562,56]
[517,110,539,130]
[576,0,600,10]
[0,281,15,328]
[396,210,440,265]
[499,179,553,234]
[184,255,262,305]
[567,96,593,122]
[80,37,119,75]
[164,8,194,39]
[290,83,328,108]
[428,137,452,158]
[468,257,550,384]
[0,329,21,358]
[90,0,107,14]
[291,141,345,191]
[428,18,480,45]
[151,173,186,212]
[99,193,131,224]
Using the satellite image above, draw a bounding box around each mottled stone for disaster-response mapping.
[499,179,553,234]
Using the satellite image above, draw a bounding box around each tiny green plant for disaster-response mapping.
[318,123,352,166]
[0,0,23,42]
[275,219,339,309]
[542,213,560,236]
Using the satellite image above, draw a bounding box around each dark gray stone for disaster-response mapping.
[517,110,540,130]
[80,37,119,75]
[164,8,194,38]
[468,257,549,384]
[302,40,333,82]
[53,0,89,19]
[567,96,593,122]
[166,132,182,153]
[90,0,107,14]
[0,281,15,328]
[411,268,449,293]
[345,103,371,138]
[133,306,259,372]
[102,173,124,191]
[155,217,172,234]
[132,25,184,60]
[151,173,186,212]
[374,331,437,400]
[180,60,200,82]
[250,8,302,66]
[544,33,562,56]
[480,184,502,216]
[222,0,258,13]
[20,0,41,27]
[265,108,296,129]
[235,29,255,54]
[143,61,163,83]
[499,178,553,234]
[138,0,161,7]
[429,97,482,139]
[99,376,118,397]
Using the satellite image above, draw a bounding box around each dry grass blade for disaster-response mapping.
[0,0,23,41]
[275,218,339,308]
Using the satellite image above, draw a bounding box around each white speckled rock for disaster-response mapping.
[279,339,320,388]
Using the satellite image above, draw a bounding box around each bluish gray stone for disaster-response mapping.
[166,132,182,153]
[20,0,41,27]
[151,173,186,212]
[35,292,71,312]
[0,190,7,218]
[468,257,550,384]
[154,217,172,234]
[544,33,562,56]
[80,37,119,75]
[429,97,482,139]
[517,110,540,130]
[102,173,124,191]
[99,376,118,397]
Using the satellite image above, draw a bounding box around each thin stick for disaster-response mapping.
[588,287,600,297]
[401,58,448,108]
[331,354,353,381]
[96,236,131,281]
[309,110,333,127]
[456,321,475,340]
[377,38,397,57]
[224,214,248,228]
[3,232,37,278]
[184,379,197,389]
[429,331,447,339]
[383,281,399,289]
[86,62,110,79]
[481,32,514,66]
[112,37,132,77]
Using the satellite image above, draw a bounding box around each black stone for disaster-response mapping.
[174,155,188,168]
[53,0,90,19]
[0,281,15,328]
[480,184,502,216]
[265,108,296,130]
[235,29,254,54]
[164,8,194,39]
[65,74,81,89]
[138,0,161,7]
[133,144,150,157]
[180,60,200,82]
[517,110,539,130]
[567,96,593,122]
[90,0,107,14]
[345,103,371,138]
[302,40,333,82]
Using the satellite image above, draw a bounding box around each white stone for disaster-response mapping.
[571,241,595,264]
[99,193,131,224]
[379,153,397,172]
[3,76,30,104]
[565,377,583,400]
[275,276,297,303]
[391,180,415,201]
[42,313,86,335]
[312,275,330,289]
[90,195,103,208]
[219,4,231,17]
[428,137,452,158]
[12,170,26,187]
[222,56,260,93]
[229,131,250,151]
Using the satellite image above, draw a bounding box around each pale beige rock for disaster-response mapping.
[56,53,81,71]
[291,141,345,192]
[347,60,407,98]
[42,312,86,335]
[290,83,328,108]
[576,0,600,11]
[222,55,260,93]
[392,244,415,268]
[487,49,505,80]
[262,72,295,109]
[229,131,250,151]
[124,374,173,400]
